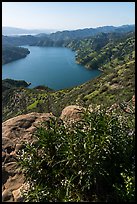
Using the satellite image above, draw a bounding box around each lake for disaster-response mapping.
[2,46,101,90]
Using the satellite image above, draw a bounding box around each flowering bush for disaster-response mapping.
[18,109,135,202]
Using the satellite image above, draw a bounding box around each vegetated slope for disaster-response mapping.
[67,31,135,70]
[2,31,135,122]
[2,45,30,64]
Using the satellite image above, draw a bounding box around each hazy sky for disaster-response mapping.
[2,2,135,30]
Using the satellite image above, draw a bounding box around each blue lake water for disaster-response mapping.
[2,46,101,90]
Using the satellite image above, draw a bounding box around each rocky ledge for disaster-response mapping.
[2,105,85,202]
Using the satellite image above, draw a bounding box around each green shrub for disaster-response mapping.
[27,100,39,110]
[83,90,100,101]
[18,109,135,202]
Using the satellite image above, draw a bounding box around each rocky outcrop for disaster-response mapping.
[2,106,85,202]
[2,112,55,202]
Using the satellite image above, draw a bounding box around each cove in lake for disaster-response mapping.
[2,46,101,90]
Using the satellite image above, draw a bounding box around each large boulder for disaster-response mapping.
[60,105,85,124]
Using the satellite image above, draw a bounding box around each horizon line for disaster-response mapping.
[2,24,135,32]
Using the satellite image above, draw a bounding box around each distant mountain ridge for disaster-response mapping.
[49,24,135,41]
[2,24,135,47]
[2,26,57,35]
[29,24,135,47]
